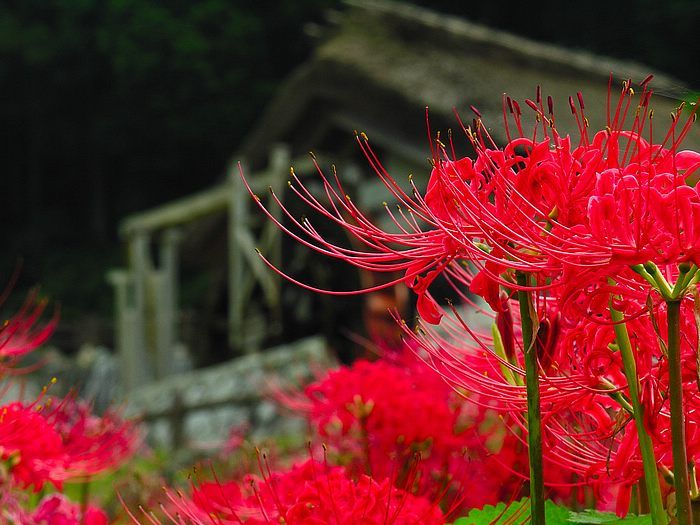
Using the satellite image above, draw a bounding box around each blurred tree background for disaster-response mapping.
[0,0,336,318]
[0,0,697,325]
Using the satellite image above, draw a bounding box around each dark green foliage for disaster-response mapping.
[0,0,337,315]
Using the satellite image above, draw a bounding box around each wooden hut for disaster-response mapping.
[109,0,699,389]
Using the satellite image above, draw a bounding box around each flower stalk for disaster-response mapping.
[516,272,544,525]
[667,299,692,525]
[610,300,667,525]
[635,261,694,525]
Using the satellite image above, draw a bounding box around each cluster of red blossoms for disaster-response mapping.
[281,349,524,510]
[0,295,140,524]
[131,459,445,525]
[245,76,700,516]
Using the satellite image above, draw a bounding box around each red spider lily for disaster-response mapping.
[0,401,65,491]
[0,395,140,491]
[279,350,523,510]
[127,459,446,524]
[399,287,700,516]
[0,291,57,374]
[242,142,481,325]
[425,78,700,292]
[44,395,141,481]
[246,77,699,319]
[246,76,700,520]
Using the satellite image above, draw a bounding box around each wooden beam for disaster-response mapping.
[118,166,292,237]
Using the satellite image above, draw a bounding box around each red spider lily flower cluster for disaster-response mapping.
[411,78,700,516]
[421,79,700,298]
[0,291,141,522]
[247,75,700,517]
[279,349,523,510]
[0,401,66,490]
[0,492,108,524]
[133,459,446,525]
[0,381,140,494]
[404,293,691,513]
[248,77,699,315]
[46,395,141,482]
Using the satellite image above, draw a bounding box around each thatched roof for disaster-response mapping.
[241,0,698,170]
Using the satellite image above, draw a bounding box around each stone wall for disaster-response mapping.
[125,336,333,450]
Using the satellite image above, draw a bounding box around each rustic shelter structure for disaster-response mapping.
[109,0,700,393]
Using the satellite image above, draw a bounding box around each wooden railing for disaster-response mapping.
[107,144,302,391]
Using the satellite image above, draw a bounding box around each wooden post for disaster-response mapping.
[128,230,152,381]
[107,269,148,392]
[227,145,291,353]
[154,228,181,378]
[112,144,298,368]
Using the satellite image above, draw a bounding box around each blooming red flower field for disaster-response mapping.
[244,76,699,525]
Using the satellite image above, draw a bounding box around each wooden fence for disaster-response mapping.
[107,144,312,390]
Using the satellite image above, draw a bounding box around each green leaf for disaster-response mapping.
[451,502,653,525]
[567,509,652,525]
[451,498,570,525]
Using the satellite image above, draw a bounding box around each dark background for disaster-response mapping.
[1,0,697,324]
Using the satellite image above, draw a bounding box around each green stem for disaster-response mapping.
[639,478,650,515]
[516,272,545,525]
[667,299,692,525]
[610,303,667,525]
